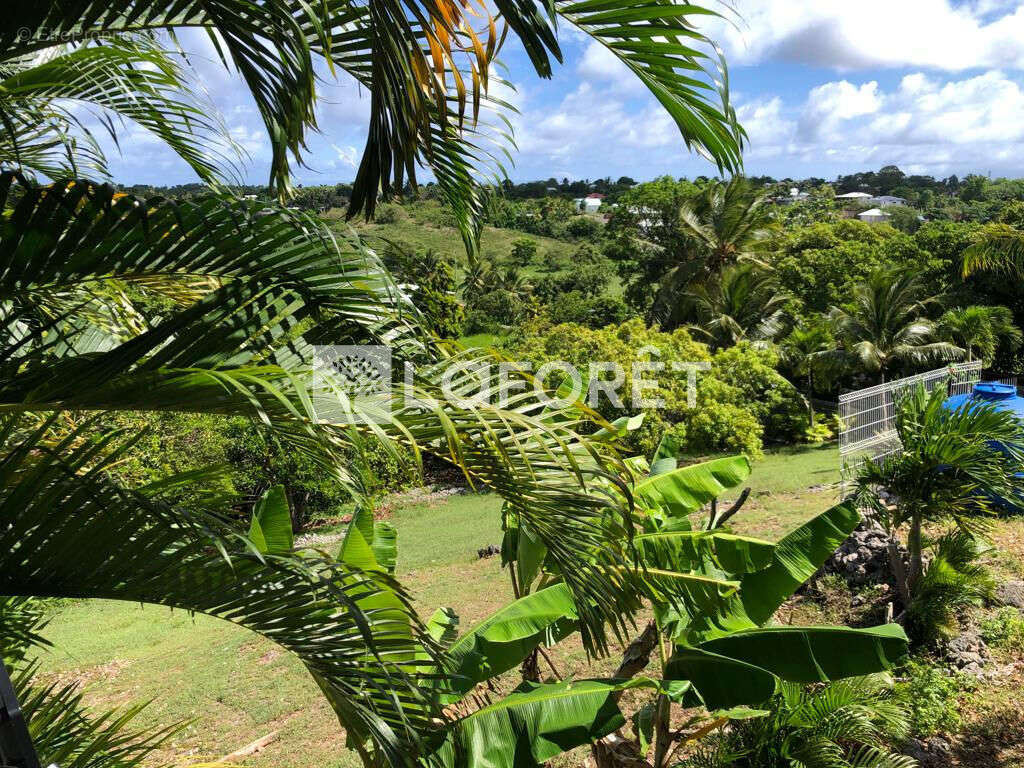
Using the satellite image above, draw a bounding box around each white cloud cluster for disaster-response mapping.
[713,0,1024,71]
[738,70,1024,174]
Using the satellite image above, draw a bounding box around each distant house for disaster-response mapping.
[869,195,907,207]
[836,191,872,201]
[774,187,809,205]
[576,193,605,213]
[857,207,891,224]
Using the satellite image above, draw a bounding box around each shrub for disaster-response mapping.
[895,659,974,737]
[545,292,629,328]
[505,318,801,457]
[565,215,602,239]
[466,290,539,333]
[374,202,407,224]
[710,344,809,443]
[686,400,763,457]
[804,421,833,444]
[534,262,610,301]
[904,532,995,647]
[980,607,1024,653]
[510,237,539,263]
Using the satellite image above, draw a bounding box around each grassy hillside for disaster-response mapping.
[326,201,574,277]
[35,446,836,768]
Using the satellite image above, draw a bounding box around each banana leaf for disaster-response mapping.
[447,584,578,695]
[633,456,751,517]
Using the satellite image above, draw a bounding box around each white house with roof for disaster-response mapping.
[869,195,907,207]
[857,207,891,224]
[574,193,605,213]
[836,191,872,201]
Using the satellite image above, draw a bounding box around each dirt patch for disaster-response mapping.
[257,648,284,665]
[42,658,131,689]
[953,669,1024,767]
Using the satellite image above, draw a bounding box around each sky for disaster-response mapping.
[98,0,1024,186]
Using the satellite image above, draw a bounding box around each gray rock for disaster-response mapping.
[903,736,952,768]
[816,519,907,590]
[996,580,1024,609]
[945,630,989,675]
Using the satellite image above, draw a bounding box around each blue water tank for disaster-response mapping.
[943,381,1024,511]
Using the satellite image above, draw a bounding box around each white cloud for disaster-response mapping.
[511,82,682,165]
[798,80,881,141]
[713,0,1024,71]
[742,70,1024,174]
[329,144,360,169]
[576,42,643,93]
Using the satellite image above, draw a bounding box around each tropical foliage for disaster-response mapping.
[855,384,1024,638]
[829,270,963,383]
[680,675,915,768]
[0,0,754,763]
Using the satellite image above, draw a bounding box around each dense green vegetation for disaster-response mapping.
[5,0,1024,766]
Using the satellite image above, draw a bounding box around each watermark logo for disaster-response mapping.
[312,345,709,424]
[312,345,392,424]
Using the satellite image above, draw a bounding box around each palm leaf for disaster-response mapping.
[0,418,438,764]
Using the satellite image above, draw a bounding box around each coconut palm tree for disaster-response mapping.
[938,305,1022,364]
[651,176,775,327]
[778,318,834,426]
[685,263,786,349]
[0,2,748,765]
[829,269,963,383]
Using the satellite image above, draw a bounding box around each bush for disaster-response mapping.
[686,400,763,457]
[565,215,602,239]
[506,318,803,457]
[904,531,994,647]
[804,421,833,444]
[545,292,630,329]
[895,659,974,737]
[374,202,407,224]
[466,290,539,333]
[710,344,809,443]
[980,607,1024,653]
[534,262,610,302]
[510,238,538,263]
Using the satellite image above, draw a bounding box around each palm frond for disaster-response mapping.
[1,37,242,184]
[0,172,651,652]
[14,661,184,768]
[0,416,440,764]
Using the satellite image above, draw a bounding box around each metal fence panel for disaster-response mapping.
[836,362,984,495]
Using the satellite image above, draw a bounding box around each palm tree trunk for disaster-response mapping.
[806,370,815,427]
[906,511,924,596]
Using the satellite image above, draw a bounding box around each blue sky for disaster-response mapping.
[100,0,1024,186]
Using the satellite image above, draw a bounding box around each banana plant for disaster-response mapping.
[493,429,909,768]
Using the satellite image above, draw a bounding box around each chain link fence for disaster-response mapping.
[836,362,986,496]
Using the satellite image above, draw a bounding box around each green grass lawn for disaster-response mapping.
[458,332,506,349]
[342,214,571,276]
[34,445,839,766]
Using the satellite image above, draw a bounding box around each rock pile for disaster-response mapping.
[818,518,906,589]
[903,736,951,768]
[476,544,501,559]
[944,629,989,676]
